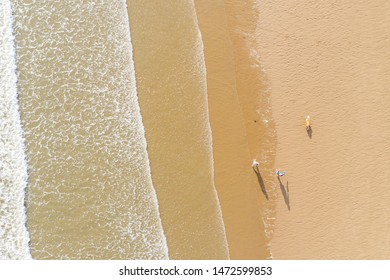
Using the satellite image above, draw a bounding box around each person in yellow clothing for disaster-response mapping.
[306,115,311,131]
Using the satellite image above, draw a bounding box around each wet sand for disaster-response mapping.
[256,0,390,259]
[127,0,229,259]
[194,0,270,259]
[222,0,279,258]
[6,0,390,260]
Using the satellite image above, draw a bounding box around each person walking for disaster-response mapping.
[252,159,260,170]
[276,169,286,177]
[306,115,311,131]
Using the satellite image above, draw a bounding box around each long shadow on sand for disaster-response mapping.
[278,177,290,211]
[253,167,269,200]
[306,127,313,139]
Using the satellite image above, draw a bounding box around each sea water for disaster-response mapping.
[127,0,229,259]
[12,0,168,259]
[0,0,31,260]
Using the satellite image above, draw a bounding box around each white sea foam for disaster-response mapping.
[12,0,168,259]
[0,0,31,259]
[122,0,169,259]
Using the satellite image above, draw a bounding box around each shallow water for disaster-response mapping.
[1,0,278,260]
[12,0,168,259]
[222,0,277,258]
[0,0,30,260]
[127,0,229,259]
[194,0,272,259]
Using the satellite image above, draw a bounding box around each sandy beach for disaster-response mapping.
[194,0,270,259]
[256,0,390,259]
[196,0,390,259]
[2,0,390,261]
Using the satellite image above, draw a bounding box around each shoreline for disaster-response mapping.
[223,0,278,258]
[195,0,278,259]
[195,0,266,259]
[127,0,229,260]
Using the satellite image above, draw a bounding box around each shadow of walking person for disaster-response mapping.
[277,176,290,211]
[306,126,313,139]
[253,167,269,200]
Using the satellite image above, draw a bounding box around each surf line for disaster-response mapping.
[0,0,31,259]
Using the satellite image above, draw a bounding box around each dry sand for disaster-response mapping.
[256,0,390,259]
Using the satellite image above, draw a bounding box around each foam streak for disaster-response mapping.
[0,0,31,260]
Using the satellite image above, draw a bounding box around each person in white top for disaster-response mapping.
[276,169,286,177]
[252,159,260,170]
